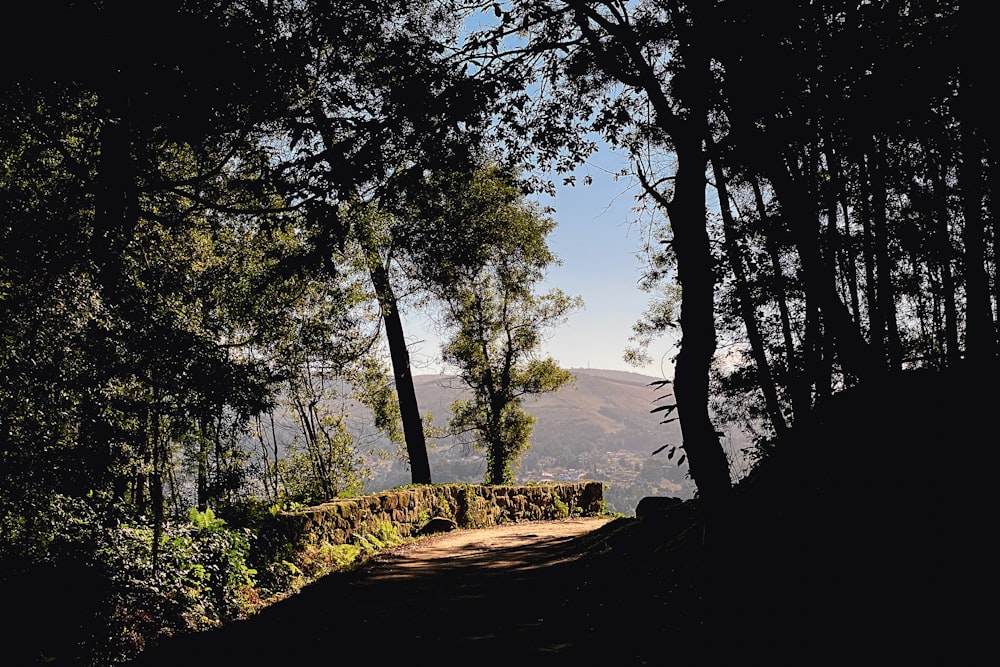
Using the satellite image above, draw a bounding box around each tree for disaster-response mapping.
[434,171,582,484]
[445,297,579,485]
[460,1,736,507]
[461,1,991,482]
[285,2,502,484]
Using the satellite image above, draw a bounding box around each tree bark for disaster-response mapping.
[870,139,903,370]
[929,152,960,366]
[309,102,432,485]
[711,153,787,437]
[569,0,733,509]
[765,153,881,382]
[958,31,997,361]
[667,134,733,511]
[149,390,164,573]
[750,178,807,419]
[197,416,209,512]
[367,255,432,485]
[858,153,885,365]
[822,145,862,330]
[959,120,995,361]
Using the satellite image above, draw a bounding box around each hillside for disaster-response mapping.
[366,369,749,512]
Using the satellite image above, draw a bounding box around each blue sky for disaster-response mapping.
[403,149,680,380]
[535,159,678,379]
[410,12,679,379]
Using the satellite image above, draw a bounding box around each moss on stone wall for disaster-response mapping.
[271,482,603,554]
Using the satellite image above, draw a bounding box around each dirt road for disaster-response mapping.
[130,516,642,666]
[370,516,616,572]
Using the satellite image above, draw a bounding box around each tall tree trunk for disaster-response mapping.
[197,428,209,513]
[959,29,997,360]
[149,391,164,573]
[859,153,886,365]
[367,254,432,485]
[255,415,273,503]
[765,153,880,382]
[570,0,731,508]
[930,266,947,365]
[95,68,138,313]
[664,134,732,510]
[959,120,995,361]
[270,411,282,499]
[840,204,862,325]
[989,147,1000,349]
[711,154,787,436]
[310,102,432,485]
[930,153,961,366]
[750,178,806,420]
[823,145,862,324]
[135,404,149,519]
[804,295,824,400]
[870,139,902,370]
[910,251,933,363]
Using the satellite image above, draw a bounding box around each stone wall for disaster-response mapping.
[271,482,604,551]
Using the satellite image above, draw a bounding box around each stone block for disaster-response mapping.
[416,516,458,536]
[635,495,683,520]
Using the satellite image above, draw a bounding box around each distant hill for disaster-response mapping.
[411,368,679,452]
[367,368,752,513]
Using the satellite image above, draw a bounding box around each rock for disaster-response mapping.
[635,495,683,520]
[416,516,458,536]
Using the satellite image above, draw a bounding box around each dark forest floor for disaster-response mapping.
[129,363,995,665]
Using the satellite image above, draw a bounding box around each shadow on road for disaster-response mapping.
[127,517,685,666]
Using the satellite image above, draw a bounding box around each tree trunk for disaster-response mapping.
[840,206,862,325]
[929,153,961,366]
[824,145,861,322]
[197,416,209,513]
[959,33,997,361]
[94,70,139,312]
[569,0,731,508]
[255,415,273,503]
[711,154,787,436]
[750,178,807,420]
[859,153,886,365]
[667,134,732,511]
[870,139,902,370]
[309,100,432,485]
[989,146,1000,350]
[765,153,880,382]
[367,255,432,485]
[149,392,164,573]
[959,120,995,361]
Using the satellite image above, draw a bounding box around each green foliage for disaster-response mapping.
[1,509,262,665]
[369,519,403,547]
[353,357,406,447]
[552,494,570,519]
[625,285,682,368]
[354,520,403,553]
[449,398,538,485]
[279,519,403,593]
[1,2,496,662]
[435,488,456,520]
[188,507,227,532]
[1,0,979,662]
[293,542,363,582]
[433,169,581,485]
[261,560,304,595]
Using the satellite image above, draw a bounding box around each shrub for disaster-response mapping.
[552,494,570,519]
[90,509,259,663]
